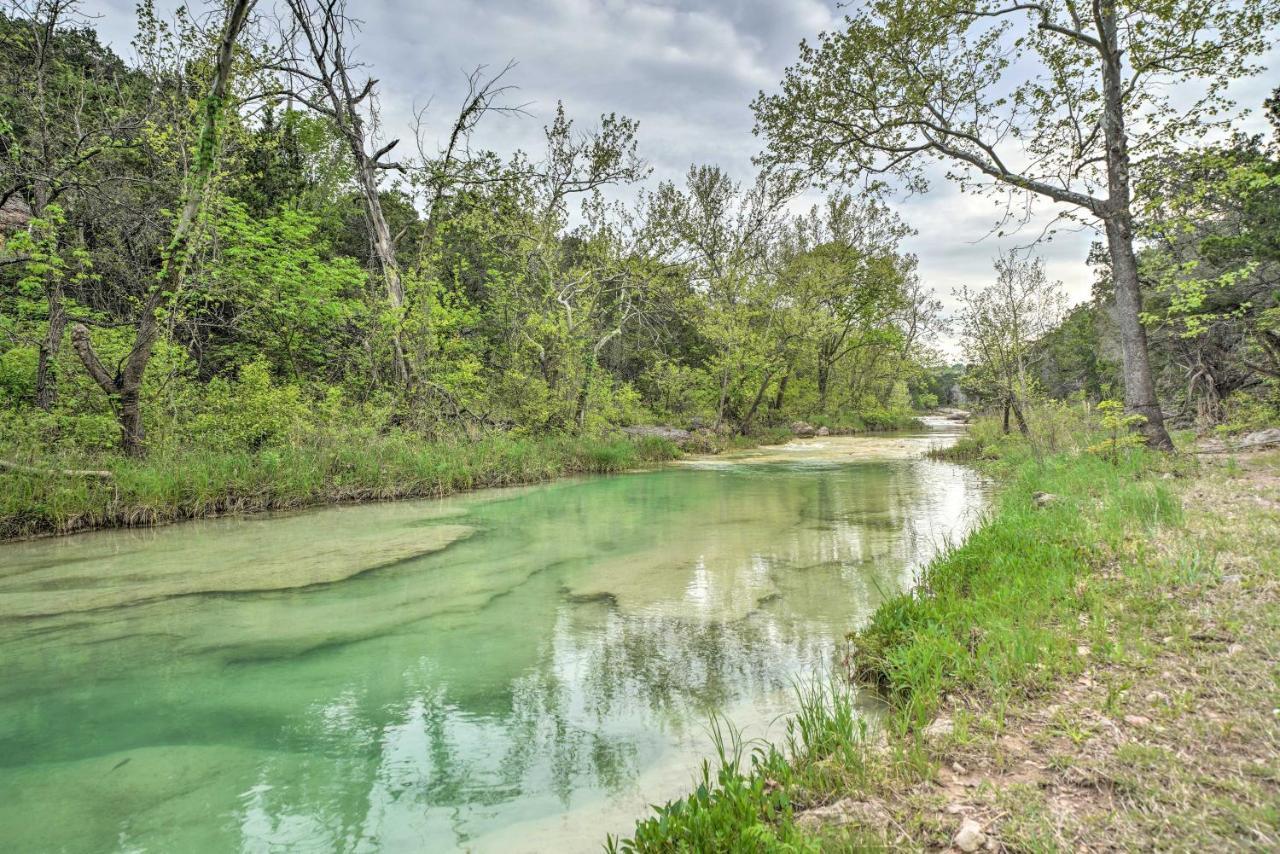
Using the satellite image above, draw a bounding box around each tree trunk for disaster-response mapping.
[816,355,830,412]
[715,364,730,429]
[738,370,775,435]
[1103,218,1172,449]
[1098,2,1174,451]
[574,354,594,431]
[1009,395,1030,437]
[353,153,410,385]
[771,370,789,412]
[34,263,65,411]
[118,387,145,457]
[1002,399,1011,435]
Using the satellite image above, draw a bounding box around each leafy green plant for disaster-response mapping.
[1088,400,1149,464]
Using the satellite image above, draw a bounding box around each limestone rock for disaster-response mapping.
[794,797,888,831]
[1033,491,1058,508]
[1197,427,1280,454]
[816,426,831,437]
[923,717,954,740]
[954,818,986,852]
[791,421,817,437]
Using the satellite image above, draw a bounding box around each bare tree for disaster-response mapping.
[274,0,411,385]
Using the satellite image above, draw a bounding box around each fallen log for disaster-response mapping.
[0,459,113,479]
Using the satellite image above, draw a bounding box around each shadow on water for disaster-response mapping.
[0,426,987,853]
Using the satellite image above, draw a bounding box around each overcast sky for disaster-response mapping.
[82,0,1279,351]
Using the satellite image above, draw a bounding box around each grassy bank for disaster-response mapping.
[0,431,698,540]
[608,410,1252,851]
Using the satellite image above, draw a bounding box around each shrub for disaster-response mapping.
[184,360,311,451]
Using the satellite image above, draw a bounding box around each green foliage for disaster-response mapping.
[1087,400,1149,463]
[1214,390,1280,436]
[201,197,366,376]
[183,360,309,451]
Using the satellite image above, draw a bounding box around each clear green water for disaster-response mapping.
[0,428,985,853]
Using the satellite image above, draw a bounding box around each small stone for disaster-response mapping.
[924,717,954,740]
[945,803,967,815]
[1221,574,1243,588]
[1123,714,1151,727]
[952,761,967,775]
[1145,691,1168,704]
[1076,645,1091,657]
[1228,643,1245,656]
[954,818,986,852]
[1033,491,1058,508]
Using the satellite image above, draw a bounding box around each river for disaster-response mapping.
[0,419,986,852]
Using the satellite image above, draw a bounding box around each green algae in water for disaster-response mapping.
[0,429,985,853]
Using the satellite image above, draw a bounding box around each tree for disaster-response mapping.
[958,253,1066,435]
[69,0,257,456]
[0,0,137,410]
[755,1,1280,449]
[778,196,914,413]
[1137,138,1280,424]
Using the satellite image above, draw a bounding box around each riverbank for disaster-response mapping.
[0,426,801,541]
[609,416,1280,851]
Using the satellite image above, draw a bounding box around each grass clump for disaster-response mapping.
[607,679,873,854]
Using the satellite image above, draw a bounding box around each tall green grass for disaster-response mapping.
[0,431,684,539]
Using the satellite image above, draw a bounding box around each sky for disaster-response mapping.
[80,0,1280,351]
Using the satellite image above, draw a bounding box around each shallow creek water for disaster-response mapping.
[0,420,987,852]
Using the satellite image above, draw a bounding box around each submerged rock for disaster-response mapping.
[0,516,476,618]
